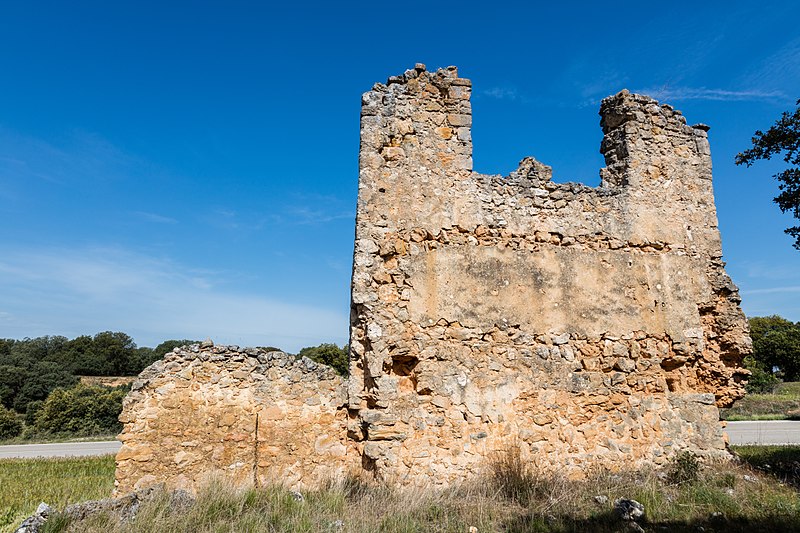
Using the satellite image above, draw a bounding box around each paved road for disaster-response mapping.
[726,420,800,445]
[0,440,121,459]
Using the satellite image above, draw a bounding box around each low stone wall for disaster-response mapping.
[115,342,352,495]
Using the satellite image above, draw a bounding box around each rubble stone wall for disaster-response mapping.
[347,65,751,484]
[115,343,352,495]
[116,65,750,493]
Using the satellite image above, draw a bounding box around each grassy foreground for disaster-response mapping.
[721,382,800,421]
[1,448,800,532]
[0,455,115,532]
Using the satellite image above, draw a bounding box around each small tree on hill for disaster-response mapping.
[0,405,22,440]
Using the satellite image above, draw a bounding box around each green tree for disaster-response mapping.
[11,361,78,413]
[24,400,43,426]
[297,343,349,376]
[34,384,126,435]
[0,365,27,409]
[742,355,780,393]
[89,331,138,376]
[749,316,800,381]
[44,335,105,375]
[736,100,800,249]
[0,405,22,439]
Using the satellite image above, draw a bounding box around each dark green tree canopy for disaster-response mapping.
[736,99,800,249]
[0,331,179,413]
[297,343,349,377]
[748,315,800,382]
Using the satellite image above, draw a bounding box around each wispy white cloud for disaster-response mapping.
[741,286,800,296]
[739,261,800,282]
[636,86,787,103]
[284,205,354,225]
[0,246,348,352]
[202,208,269,232]
[133,211,178,224]
[738,37,800,96]
[481,87,519,100]
[0,126,137,186]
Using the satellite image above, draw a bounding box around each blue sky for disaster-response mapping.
[1,1,798,352]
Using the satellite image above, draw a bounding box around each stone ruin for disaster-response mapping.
[115,65,751,494]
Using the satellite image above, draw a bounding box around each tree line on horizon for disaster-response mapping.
[0,332,348,441]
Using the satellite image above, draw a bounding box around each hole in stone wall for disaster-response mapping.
[361,454,377,477]
[661,359,685,372]
[391,355,419,394]
[665,375,680,392]
[391,355,419,376]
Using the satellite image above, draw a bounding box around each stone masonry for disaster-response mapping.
[347,64,750,484]
[117,65,750,493]
[115,343,352,494]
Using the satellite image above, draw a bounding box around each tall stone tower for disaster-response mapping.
[348,65,750,484]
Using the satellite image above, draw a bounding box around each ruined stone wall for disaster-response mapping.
[115,343,352,495]
[116,65,751,493]
[348,65,751,484]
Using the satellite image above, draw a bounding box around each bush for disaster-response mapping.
[666,450,701,485]
[743,355,780,394]
[0,405,22,439]
[24,400,43,426]
[297,343,349,376]
[489,444,543,505]
[34,384,126,436]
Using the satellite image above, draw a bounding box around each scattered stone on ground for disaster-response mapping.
[614,498,645,521]
[14,486,196,533]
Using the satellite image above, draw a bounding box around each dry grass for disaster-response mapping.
[3,448,800,532]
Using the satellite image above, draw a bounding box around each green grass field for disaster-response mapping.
[1,448,799,532]
[0,455,115,532]
[721,382,800,421]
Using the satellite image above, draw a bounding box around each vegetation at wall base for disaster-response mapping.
[4,448,800,533]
